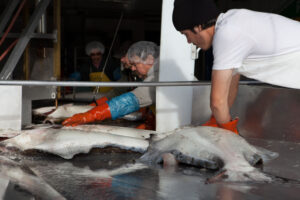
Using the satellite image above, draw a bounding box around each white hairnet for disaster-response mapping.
[85,41,105,55]
[127,41,159,65]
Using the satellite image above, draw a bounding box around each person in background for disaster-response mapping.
[172,0,300,134]
[78,41,121,93]
[88,45,143,105]
[101,48,141,100]
[113,40,142,83]
[62,41,159,130]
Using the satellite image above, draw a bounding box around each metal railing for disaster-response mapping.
[0,80,263,87]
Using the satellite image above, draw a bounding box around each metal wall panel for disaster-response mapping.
[22,86,56,125]
[156,0,194,132]
[192,84,300,142]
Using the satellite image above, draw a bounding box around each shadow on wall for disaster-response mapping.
[191,85,212,126]
[236,86,300,142]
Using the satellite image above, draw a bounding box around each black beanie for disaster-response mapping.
[172,0,220,31]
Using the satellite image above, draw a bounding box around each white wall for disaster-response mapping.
[156,0,195,132]
[0,86,22,130]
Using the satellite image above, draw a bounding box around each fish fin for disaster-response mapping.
[51,124,63,129]
[43,118,66,125]
[147,133,157,143]
[207,169,272,183]
[268,173,300,185]
[205,170,228,184]
[43,109,56,116]
[43,118,56,124]
[33,108,56,117]
[254,146,279,163]
[63,103,74,107]
[244,153,263,166]
[32,106,56,116]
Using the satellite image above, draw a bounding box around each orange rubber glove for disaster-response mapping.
[135,109,156,130]
[62,103,112,127]
[89,96,108,106]
[136,123,146,129]
[219,118,239,135]
[202,115,218,128]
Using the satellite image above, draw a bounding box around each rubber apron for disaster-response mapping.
[89,71,113,93]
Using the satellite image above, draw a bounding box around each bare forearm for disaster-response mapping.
[211,69,235,124]
[210,70,239,124]
[210,99,231,124]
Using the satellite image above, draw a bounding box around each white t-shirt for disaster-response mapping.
[213,9,300,70]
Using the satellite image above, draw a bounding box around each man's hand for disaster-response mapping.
[202,115,218,127]
[219,118,239,135]
[62,113,94,127]
[62,103,112,127]
[202,115,239,135]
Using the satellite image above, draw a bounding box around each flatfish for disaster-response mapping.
[139,126,278,182]
[0,156,65,200]
[0,126,149,159]
[33,104,143,124]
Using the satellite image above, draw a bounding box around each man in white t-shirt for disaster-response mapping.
[172,0,300,134]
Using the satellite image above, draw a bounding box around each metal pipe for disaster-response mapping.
[95,12,124,94]
[0,39,18,61]
[53,0,61,80]
[53,0,61,99]
[0,80,263,87]
[35,0,47,34]
[35,0,47,59]
[0,0,20,34]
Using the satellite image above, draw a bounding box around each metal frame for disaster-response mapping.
[0,0,20,34]
[0,0,51,80]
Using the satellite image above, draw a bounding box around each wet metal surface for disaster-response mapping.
[0,137,299,200]
[192,85,300,143]
[247,138,300,181]
[1,84,300,199]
